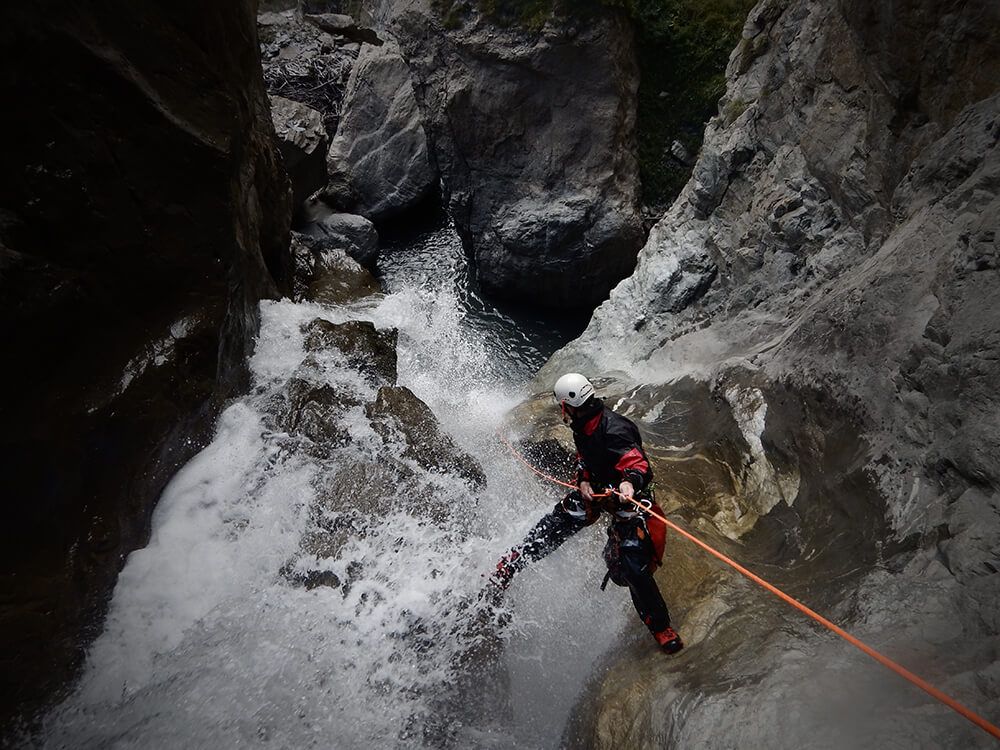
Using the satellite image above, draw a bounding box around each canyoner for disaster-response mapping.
[487,374,683,654]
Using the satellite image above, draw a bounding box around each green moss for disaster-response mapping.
[432,0,471,29]
[475,0,555,29]
[735,32,770,75]
[722,95,751,125]
[626,0,757,207]
[443,6,465,29]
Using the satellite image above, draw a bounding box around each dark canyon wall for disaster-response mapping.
[0,0,291,727]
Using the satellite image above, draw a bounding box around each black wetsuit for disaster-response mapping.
[501,400,672,634]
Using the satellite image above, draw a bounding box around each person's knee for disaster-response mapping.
[619,546,654,583]
[521,507,586,562]
[559,491,598,526]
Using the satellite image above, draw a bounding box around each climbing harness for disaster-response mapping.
[497,431,1000,742]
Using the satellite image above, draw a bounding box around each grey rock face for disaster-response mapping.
[358,1,643,308]
[326,39,439,223]
[543,0,1000,745]
[270,95,329,206]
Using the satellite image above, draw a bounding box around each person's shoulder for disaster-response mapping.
[606,408,639,433]
[606,406,635,425]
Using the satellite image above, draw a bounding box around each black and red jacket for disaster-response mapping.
[571,400,652,492]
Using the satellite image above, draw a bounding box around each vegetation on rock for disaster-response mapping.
[621,0,757,209]
[432,0,756,210]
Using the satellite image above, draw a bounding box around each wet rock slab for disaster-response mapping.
[291,232,380,305]
[278,322,486,597]
[366,385,487,488]
[301,318,398,385]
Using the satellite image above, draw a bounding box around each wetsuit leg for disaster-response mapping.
[492,492,595,589]
[618,528,671,633]
[520,492,594,563]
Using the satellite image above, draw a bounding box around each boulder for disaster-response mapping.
[363,3,643,308]
[300,202,380,267]
[326,39,439,223]
[280,385,478,591]
[305,13,383,46]
[277,374,362,454]
[310,248,380,305]
[366,385,487,488]
[269,95,329,207]
[301,318,398,386]
[290,231,380,305]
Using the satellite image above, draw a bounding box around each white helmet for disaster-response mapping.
[553,373,595,407]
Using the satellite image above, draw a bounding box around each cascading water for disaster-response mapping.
[38,220,625,749]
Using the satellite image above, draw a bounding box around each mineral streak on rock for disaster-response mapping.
[326,38,441,223]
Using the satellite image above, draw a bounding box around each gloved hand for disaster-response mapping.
[619,480,635,500]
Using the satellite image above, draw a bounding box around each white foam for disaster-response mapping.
[42,276,611,748]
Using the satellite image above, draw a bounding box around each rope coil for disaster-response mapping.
[497,431,1000,742]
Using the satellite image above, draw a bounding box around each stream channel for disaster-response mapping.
[37,217,623,749]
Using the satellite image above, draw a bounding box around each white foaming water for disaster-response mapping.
[40,266,628,748]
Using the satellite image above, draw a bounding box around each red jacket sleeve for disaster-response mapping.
[615,447,650,489]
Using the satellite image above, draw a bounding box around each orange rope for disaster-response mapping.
[497,431,1000,742]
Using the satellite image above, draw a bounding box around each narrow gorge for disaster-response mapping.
[1,0,997,748]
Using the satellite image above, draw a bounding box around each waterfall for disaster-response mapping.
[39,223,625,749]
